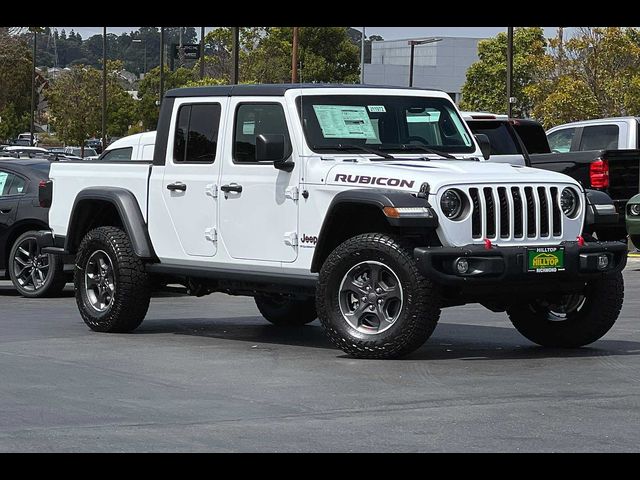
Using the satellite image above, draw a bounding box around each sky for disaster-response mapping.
[57,26,562,41]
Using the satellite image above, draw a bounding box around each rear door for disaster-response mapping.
[158,99,225,258]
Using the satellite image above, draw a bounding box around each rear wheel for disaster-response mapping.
[316,233,441,359]
[507,272,624,347]
[8,231,66,298]
[254,295,317,326]
[75,226,151,333]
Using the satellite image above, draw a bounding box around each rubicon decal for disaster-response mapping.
[334,174,415,188]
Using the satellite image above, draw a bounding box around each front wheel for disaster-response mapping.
[8,231,67,298]
[316,233,441,359]
[75,226,151,333]
[507,272,624,347]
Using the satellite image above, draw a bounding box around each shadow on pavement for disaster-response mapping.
[136,317,640,361]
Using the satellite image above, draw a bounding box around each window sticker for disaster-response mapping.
[0,172,8,195]
[312,105,376,139]
[242,121,255,135]
[367,105,386,113]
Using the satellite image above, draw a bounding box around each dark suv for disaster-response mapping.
[0,158,69,297]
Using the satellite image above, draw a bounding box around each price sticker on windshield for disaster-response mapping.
[367,105,386,113]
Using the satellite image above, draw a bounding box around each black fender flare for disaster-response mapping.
[66,187,156,259]
[310,189,438,272]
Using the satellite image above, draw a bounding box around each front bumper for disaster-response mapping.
[414,240,627,286]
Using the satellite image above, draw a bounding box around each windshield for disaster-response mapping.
[297,95,475,155]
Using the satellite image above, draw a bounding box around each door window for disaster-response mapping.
[0,171,26,196]
[547,128,576,153]
[578,124,619,151]
[233,103,291,163]
[173,103,221,163]
[99,147,133,161]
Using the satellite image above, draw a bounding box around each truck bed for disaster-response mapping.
[48,161,152,239]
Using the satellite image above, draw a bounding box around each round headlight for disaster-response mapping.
[560,188,579,218]
[630,204,640,216]
[441,189,464,219]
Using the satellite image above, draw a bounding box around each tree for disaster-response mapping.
[460,28,548,117]
[47,66,102,152]
[0,30,32,142]
[527,27,640,127]
[136,65,197,129]
[47,62,138,151]
[201,27,360,84]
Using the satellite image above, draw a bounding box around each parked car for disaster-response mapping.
[97,131,155,161]
[37,84,626,359]
[627,193,640,250]
[85,138,103,155]
[2,146,50,158]
[462,113,635,241]
[63,146,99,161]
[0,158,70,297]
[17,132,38,146]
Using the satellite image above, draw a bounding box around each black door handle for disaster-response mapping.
[167,182,187,192]
[220,183,243,193]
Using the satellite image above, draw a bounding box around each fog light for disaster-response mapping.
[455,257,469,274]
[597,254,610,270]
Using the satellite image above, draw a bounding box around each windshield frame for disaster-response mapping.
[295,93,477,157]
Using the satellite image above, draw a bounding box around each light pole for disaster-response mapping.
[160,27,165,106]
[102,26,107,151]
[200,26,205,79]
[292,27,299,83]
[30,28,37,146]
[231,27,239,84]
[506,27,514,117]
[360,26,365,84]
[132,38,147,75]
[408,37,441,87]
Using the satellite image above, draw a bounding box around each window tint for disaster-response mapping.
[579,124,619,151]
[100,147,133,162]
[173,103,221,163]
[234,103,290,163]
[547,128,575,153]
[0,171,26,196]
[466,121,521,155]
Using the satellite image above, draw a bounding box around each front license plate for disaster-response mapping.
[527,247,565,273]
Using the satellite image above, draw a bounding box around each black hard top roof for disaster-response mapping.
[165,83,444,98]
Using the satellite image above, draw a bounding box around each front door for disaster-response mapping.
[160,101,223,257]
[218,100,299,263]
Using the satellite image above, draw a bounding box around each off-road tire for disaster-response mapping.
[75,226,151,333]
[507,271,624,347]
[8,231,67,298]
[255,295,317,326]
[316,233,441,359]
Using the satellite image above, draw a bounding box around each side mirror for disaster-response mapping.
[256,134,294,172]
[474,133,491,161]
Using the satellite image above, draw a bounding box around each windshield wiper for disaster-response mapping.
[312,143,395,159]
[379,143,457,160]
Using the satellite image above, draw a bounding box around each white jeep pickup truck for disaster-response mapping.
[37,84,627,359]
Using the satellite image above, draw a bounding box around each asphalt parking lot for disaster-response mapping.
[1,259,640,452]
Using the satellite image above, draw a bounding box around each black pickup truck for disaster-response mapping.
[464,113,640,241]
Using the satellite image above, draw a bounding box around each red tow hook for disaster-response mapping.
[484,239,493,250]
[577,235,585,247]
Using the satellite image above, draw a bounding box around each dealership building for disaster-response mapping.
[363,37,482,104]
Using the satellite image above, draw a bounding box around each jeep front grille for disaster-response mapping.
[469,185,564,241]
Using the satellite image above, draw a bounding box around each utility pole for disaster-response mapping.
[178,27,185,68]
[408,38,441,87]
[160,27,165,106]
[231,27,239,84]
[102,26,107,151]
[30,29,36,146]
[360,26,365,84]
[506,26,514,117]
[200,26,205,79]
[291,27,299,83]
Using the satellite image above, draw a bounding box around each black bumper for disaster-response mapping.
[414,241,628,286]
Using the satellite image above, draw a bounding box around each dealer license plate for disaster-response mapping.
[527,247,565,273]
